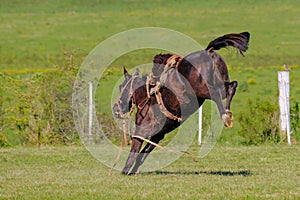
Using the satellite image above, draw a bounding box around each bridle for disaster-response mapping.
[110,75,138,174]
[115,75,138,119]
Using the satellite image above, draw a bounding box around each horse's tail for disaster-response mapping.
[205,32,250,56]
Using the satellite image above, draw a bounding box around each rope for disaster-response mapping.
[154,82,182,122]
[109,119,128,175]
[146,75,151,98]
[109,118,197,175]
[164,55,183,71]
[132,135,198,162]
[115,75,138,119]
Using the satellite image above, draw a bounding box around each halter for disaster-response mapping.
[115,75,138,119]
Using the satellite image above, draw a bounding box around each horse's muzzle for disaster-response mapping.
[113,103,123,119]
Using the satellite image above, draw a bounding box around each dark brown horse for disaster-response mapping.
[113,32,250,175]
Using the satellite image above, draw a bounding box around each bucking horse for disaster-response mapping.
[113,32,250,175]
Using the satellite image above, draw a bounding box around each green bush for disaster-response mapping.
[291,101,300,141]
[0,61,79,146]
[238,98,281,145]
[0,76,8,147]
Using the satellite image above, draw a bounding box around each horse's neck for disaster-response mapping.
[134,85,148,105]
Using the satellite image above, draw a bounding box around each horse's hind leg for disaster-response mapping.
[211,87,233,127]
[130,133,165,174]
[122,137,143,175]
[225,81,238,120]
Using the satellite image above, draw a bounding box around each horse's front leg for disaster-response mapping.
[122,137,143,175]
[130,133,165,174]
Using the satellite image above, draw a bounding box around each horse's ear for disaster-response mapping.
[134,68,140,76]
[123,66,127,74]
[123,67,130,80]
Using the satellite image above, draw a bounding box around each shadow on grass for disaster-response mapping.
[142,170,251,177]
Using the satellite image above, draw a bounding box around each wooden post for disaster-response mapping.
[278,70,291,145]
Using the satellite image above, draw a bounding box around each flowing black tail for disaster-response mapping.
[206,32,250,56]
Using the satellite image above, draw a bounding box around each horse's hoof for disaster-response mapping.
[225,109,234,120]
[222,114,233,128]
[121,171,139,176]
[121,170,132,175]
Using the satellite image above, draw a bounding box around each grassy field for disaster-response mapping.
[1,145,299,199]
[1,1,300,199]
[1,0,300,70]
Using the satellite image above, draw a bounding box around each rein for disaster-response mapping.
[110,75,138,175]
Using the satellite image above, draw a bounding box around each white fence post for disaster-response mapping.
[278,70,291,145]
[88,81,93,143]
[198,106,203,145]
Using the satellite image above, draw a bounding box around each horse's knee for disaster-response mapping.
[226,81,238,96]
[130,137,143,151]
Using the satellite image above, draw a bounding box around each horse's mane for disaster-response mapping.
[205,32,250,56]
[153,53,173,64]
[152,53,173,76]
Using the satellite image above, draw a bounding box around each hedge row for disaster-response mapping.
[0,65,78,146]
[1,65,299,146]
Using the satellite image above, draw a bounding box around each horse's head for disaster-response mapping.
[113,67,140,119]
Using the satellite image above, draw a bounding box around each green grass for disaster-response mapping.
[1,0,300,69]
[1,145,299,199]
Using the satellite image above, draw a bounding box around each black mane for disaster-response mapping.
[152,53,173,76]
